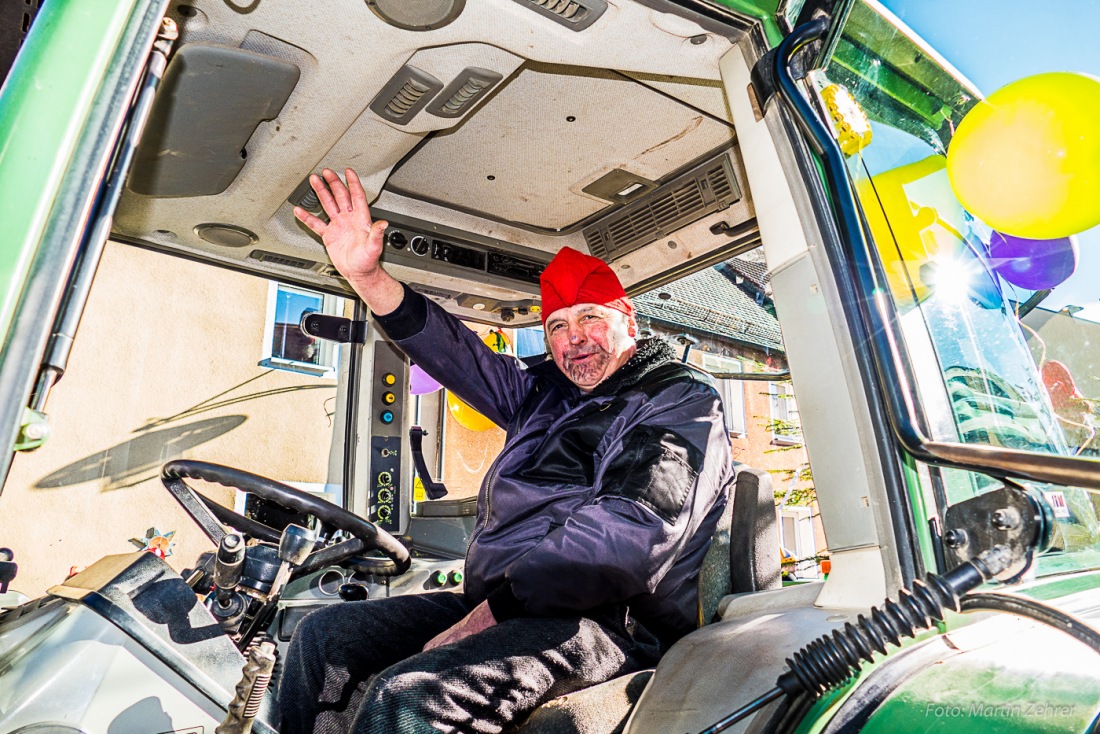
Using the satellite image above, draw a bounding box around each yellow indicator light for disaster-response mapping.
[821,84,872,157]
[382,392,396,405]
[382,373,396,386]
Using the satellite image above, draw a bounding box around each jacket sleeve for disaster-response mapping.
[374,284,534,428]
[486,378,729,619]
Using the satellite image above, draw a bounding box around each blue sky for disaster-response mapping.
[878,0,1100,321]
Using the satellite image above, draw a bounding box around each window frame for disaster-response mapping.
[768,381,802,446]
[779,504,818,576]
[701,353,748,437]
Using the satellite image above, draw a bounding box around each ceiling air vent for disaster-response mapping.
[707,162,735,202]
[582,155,742,261]
[249,250,318,271]
[369,66,444,125]
[427,67,504,118]
[510,0,606,31]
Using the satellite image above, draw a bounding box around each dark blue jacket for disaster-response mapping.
[377,286,734,643]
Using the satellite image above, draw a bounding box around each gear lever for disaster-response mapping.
[213,533,246,600]
[209,533,248,632]
[235,523,316,651]
[266,523,316,601]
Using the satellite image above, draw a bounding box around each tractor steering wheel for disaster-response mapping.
[161,460,410,576]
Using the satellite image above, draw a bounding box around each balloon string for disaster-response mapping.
[1018,320,1047,366]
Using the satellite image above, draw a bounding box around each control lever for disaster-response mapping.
[236,524,316,651]
[216,639,277,734]
[410,426,448,500]
[214,533,246,601]
[210,533,248,632]
[267,524,316,601]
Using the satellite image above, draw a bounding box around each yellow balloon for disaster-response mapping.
[446,391,496,432]
[947,72,1100,239]
[856,155,952,305]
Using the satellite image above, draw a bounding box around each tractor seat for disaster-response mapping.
[511,465,781,734]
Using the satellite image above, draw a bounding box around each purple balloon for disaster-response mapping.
[409,364,442,395]
[988,231,1078,290]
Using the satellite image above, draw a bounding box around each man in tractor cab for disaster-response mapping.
[278,168,735,733]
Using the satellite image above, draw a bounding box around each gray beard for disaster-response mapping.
[564,350,611,386]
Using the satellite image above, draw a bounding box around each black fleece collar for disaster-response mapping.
[529,338,678,398]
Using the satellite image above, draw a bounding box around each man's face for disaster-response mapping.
[546,303,637,391]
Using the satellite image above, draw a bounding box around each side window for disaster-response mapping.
[3,243,351,596]
[261,283,344,377]
[633,248,827,579]
[414,323,548,508]
[425,322,510,501]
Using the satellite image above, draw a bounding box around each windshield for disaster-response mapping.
[821,0,1100,574]
[0,243,352,597]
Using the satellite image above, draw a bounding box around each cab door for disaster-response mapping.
[0,0,168,490]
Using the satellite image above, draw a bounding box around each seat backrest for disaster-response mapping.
[728,465,782,594]
[697,465,782,625]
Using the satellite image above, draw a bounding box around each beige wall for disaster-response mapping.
[0,242,340,597]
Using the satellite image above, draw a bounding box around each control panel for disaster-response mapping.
[373,210,551,298]
[370,437,399,531]
[369,340,405,532]
[384,227,547,286]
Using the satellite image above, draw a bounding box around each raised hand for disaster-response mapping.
[294,168,387,284]
[294,168,404,314]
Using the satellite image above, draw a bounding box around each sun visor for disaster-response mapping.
[128,44,300,197]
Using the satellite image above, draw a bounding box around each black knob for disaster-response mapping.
[338,583,369,602]
[213,533,246,593]
[210,591,248,631]
[386,230,408,250]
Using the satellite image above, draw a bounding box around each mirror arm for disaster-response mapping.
[300,313,369,344]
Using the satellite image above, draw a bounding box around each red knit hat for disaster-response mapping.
[539,247,634,324]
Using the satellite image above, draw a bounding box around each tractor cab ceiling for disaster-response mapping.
[113,0,762,326]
